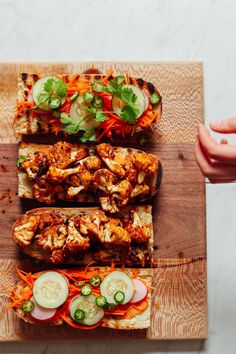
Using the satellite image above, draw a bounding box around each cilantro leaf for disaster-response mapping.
[54,79,67,98]
[43,77,67,98]
[80,129,97,143]
[60,113,80,135]
[95,111,108,122]
[106,79,122,97]
[121,87,137,105]
[16,155,26,168]
[120,105,139,123]
[85,106,97,114]
[44,78,54,94]
[85,106,107,122]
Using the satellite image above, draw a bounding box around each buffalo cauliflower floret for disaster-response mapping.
[38,223,67,251]
[103,221,131,247]
[93,169,117,194]
[130,184,150,198]
[82,155,102,171]
[48,142,88,169]
[96,144,126,178]
[32,176,56,204]
[107,180,132,199]
[65,219,90,252]
[13,215,39,246]
[126,210,151,243]
[20,151,49,181]
[99,196,120,214]
[47,165,83,183]
[66,168,93,191]
[67,186,85,198]
[133,151,158,183]
[79,211,108,243]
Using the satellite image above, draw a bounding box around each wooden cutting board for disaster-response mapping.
[0,62,207,340]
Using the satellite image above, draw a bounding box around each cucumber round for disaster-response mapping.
[70,96,101,130]
[100,271,134,305]
[33,271,69,309]
[69,294,104,326]
[32,76,66,111]
[112,84,145,119]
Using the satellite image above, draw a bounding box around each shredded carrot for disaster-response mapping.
[125,72,130,85]
[131,269,140,279]
[66,74,80,88]
[84,261,96,275]
[102,69,114,84]
[138,111,158,128]
[124,299,148,320]
[16,268,33,287]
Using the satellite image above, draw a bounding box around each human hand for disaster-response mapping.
[195,118,236,183]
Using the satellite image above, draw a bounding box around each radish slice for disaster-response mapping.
[142,92,149,112]
[30,297,57,322]
[129,279,148,304]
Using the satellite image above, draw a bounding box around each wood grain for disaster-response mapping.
[0,62,207,340]
[0,258,207,341]
[0,62,203,144]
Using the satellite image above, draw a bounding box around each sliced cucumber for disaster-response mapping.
[32,76,66,111]
[112,84,145,119]
[100,271,134,305]
[96,296,107,307]
[33,271,69,309]
[69,294,104,326]
[70,96,101,131]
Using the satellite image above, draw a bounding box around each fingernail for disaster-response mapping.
[211,120,221,128]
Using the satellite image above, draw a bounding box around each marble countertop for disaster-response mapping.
[0,0,236,353]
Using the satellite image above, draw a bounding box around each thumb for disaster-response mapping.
[210,117,236,133]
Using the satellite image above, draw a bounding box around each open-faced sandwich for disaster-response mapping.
[14,69,162,141]
[2,266,153,330]
[17,142,162,213]
[12,205,153,266]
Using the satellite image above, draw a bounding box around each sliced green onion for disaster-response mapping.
[74,309,85,321]
[149,92,161,105]
[22,300,35,313]
[83,90,95,103]
[114,291,125,304]
[81,285,92,296]
[96,296,107,307]
[70,92,79,102]
[90,275,101,287]
[49,97,61,110]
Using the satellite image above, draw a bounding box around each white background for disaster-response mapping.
[0,0,236,353]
